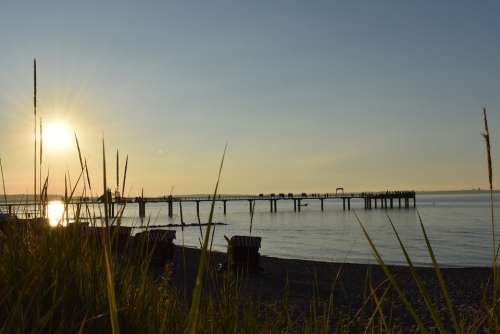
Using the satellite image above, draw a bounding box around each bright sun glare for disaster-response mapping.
[44,122,72,151]
[47,201,66,227]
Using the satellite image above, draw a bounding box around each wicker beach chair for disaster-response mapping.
[88,226,133,254]
[134,229,176,266]
[225,235,262,273]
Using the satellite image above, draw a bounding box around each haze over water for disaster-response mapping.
[65,191,500,268]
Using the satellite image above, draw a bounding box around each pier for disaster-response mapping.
[0,191,416,218]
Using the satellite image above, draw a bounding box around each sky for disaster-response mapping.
[1,1,500,195]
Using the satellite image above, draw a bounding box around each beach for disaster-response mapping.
[169,245,491,330]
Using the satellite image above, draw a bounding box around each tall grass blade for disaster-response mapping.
[482,108,497,310]
[121,154,128,196]
[354,211,429,334]
[386,214,446,333]
[0,158,7,211]
[416,211,459,331]
[185,144,227,334]
[33,58,37,219]
[102,138,120,334]
[116,149,119,193]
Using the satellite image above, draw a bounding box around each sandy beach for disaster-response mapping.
[168,245,491,330]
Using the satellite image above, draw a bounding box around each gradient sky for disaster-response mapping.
[1,1,500,195]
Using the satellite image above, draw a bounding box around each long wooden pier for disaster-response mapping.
[0,191,416,218]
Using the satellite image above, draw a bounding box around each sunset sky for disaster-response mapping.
[1,1,500,195]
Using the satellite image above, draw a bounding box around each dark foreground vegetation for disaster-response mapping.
[0,110,498,333]
[0,221,495,333]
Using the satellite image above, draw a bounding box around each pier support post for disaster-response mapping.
[348,198,351,210]
[223,200,227,215]
[390,198,393,209]
[249,200,254,213]
[343,198,346,210]
[399,197,401,208]
[374,198,377,209]
[293,199,297,212]
[321,198,324,211]
[298,199,301,212]
[196,201,200,218]
[413,197,416,208]
[8,204,12,216]
[269,200,273,213]
[273,200,277,212]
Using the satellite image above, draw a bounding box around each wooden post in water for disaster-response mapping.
[269,200,273,213]
[348,198,351,210]
[273,199,277,212]
[398,197,401,208]
[168,197,173,217]
[223,200,227,215]
[390,198,393,209]
[342,198,346,210]
[196,201,200,218]
[139,201,146,218]
[179,201,184,224]
[321,198,324,211]
[298,199,301,212]
[293,199,297,212]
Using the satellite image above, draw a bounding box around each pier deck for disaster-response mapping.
[1,191,416,218]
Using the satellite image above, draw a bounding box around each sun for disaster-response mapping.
[44,122,72,151]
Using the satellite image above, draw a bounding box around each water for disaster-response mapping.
[53,192,500,267]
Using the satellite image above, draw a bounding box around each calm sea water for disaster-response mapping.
[60,192,500,267]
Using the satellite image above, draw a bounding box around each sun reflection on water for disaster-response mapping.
[47,201,66,227]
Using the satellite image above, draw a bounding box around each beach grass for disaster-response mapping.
[0,110,499,332]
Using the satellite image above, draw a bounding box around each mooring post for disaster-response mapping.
[223,200,227,215]
[321,198,324,211]
[168,197,173,218]
[139,200,146,218]
[179,201,184,224]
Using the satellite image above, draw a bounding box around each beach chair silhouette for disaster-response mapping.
[134,229,176,265]
[225,235,262,273]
